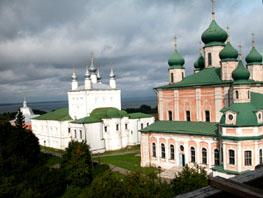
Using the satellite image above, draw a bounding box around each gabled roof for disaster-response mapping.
[156,67,261,90]
[156,68,231,89]
[32,107,72,121]
[72,107,128,124]
[251,92,263,110]
[220,92,263,127]
[141,121,218,137]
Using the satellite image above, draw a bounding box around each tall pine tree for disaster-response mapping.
[15,109,25,129]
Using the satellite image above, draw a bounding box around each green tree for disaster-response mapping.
[15,109,25,129]
[61,141,93,187]
[80,171,173,198]
[79,171,128,198]
[171,165,208,195]
[0,122,40,177]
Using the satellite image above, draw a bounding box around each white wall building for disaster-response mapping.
[31,56,154,153]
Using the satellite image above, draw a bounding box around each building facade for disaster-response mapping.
[32,57,154,152]
[141,5,263,177]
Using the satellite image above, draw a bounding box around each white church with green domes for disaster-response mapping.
[140,1,263,178]
[31,56,154,153]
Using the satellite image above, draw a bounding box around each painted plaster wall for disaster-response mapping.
[159,86,226,122]
[204,46,224,67]
[140,132,218,170]
[68,89,121,119]
[31,119,71,149]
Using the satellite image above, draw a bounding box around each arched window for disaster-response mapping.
[205,110,210,122]
[260,149,263,164]
[171,73,174,83]
[168,111,173,121]
[186,111,191,121]
[235,91,239,99]
[229,150,235,165]
[214,149,219,166]
[152,143,156,157]
[161,143,166,159]
[202,148,207,164]
[170,145,175,160]
[80,130,82,139]
[190,147,195,163]
[208,53,212,65]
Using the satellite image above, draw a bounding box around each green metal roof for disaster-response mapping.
[232,60,250,83]
[141,121,218,137]
[194,54,205,70]
[168,49,185,68]
[245,47,263,65]
[71,107,128,124]
[219,41,238,60]
[157,67,231,89]
[201,19,228,45]
[220,92,263,127]
[221,135,263,141]
[32,107,72,121]
[128,112,153,119]
[251,92,263,110]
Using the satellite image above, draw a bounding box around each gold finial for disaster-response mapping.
[211,0,216,20]
[238,44,243,60]
[174,35,177,50]
[199,41,202,53]
[226,26,230,42]
[72,65,76,73]
[251,33,255,47]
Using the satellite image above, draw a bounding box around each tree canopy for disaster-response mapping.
[61,141,93,187]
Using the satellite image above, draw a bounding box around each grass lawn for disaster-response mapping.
[94,152,158,175]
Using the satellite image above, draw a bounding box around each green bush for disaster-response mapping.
[171,165,208,195]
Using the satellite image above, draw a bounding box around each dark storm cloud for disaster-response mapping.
[0,0,262,103]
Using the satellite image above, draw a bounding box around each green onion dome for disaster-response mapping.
[194,54,205,70]
[201,20,228,45]
[219,42,238,60]
[245,47,263,65]
[168,49,185,68]
[232,60,250,81]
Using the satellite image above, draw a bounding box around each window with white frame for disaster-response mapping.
[214,149,220,166]
[260,149,263,164]
[80,130,82,139]
[229,149,235,165]
[244,151,252,166]
[152,143,156,157]
[170,145,175,160]
[161,143,165,159]
[190,147,195,163]
[202,148,207,164]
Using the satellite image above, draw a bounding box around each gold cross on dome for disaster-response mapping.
[238,44,243,59]
[211,0,216,20]
[252,33,255,47]
[174,35,177,50]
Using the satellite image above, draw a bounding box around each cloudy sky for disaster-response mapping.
[0,0,262,103]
